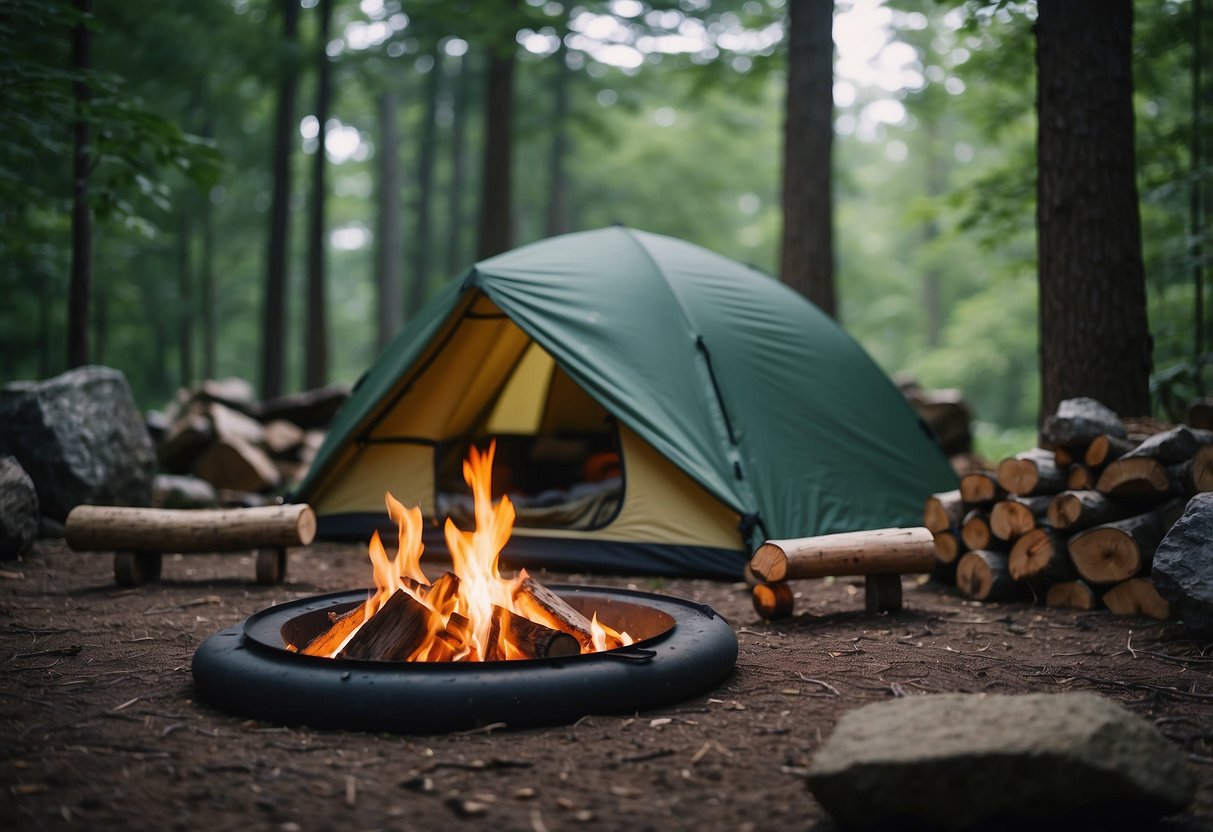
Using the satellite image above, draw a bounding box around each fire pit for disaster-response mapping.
[191,443,737,731]
[191,584,737,733]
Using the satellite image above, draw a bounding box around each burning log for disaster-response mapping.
[338,590,435,661]
[1102,578,1170,620]
[1046,580,1099,611]
[996,449,1067,497]
[749,528,935,582]
[302,605,367,657]
[513,574,596,648]
[989,496,1051,543]
[486,606,580,660]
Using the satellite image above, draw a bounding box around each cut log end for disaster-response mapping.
[751,582,795,620]
[750,543,788,582]
[1102,578,1170,620]
[1046,581,1098,611]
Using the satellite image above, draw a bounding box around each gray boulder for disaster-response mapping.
[0,456,39,559]
[0,366,155,521]
[806,692,1194,831]
[1152,493,1213,638]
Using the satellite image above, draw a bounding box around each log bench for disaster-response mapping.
[747,527,936,619]
[64,503,316,586]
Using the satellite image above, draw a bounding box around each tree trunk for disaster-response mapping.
[304,0,333,390]
[446,52,472,276]
[477,14,517,260]
[261,0,300,399]
[1036,0,1151,420]
[1192,0,1206,389]
[408,45,442,319]
[68,0,92,369]
[545,39,571,238]
[375,89,402,351]
[177,208,194,387]
[779,0,835,318]
[200,109,217,381]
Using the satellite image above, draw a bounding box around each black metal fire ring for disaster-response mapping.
[191,585,738,734]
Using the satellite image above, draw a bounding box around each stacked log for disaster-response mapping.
[148,378,347,507]
[923,397,1212,618]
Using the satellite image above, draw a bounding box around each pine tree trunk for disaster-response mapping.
[408,45,441,319]
[545,40,571,238]
[477,13,516,260]
[375,89,402,351]
[177,209,194,387]
[68,0,92,369]
[200,110,217,381]
[304,0,333,390]
[1036,0,1151,420]
[446,53,471,276]
[779,0,835,318]
[261,0,300,399]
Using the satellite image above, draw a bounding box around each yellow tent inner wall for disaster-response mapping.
[308,296,742,552]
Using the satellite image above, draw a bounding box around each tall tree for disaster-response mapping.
[545,38,572,238]
[68,0,92,368]
[407,46,442,319]
[476,2,519,259]
[261,0,301,398]
[177,210,194,386]
[445,51,472,275]
[1036,0,1151,418]
[375,88,403,351]
[779,0,835,318]
[1192,0,1206,388]
[304,0,333,389]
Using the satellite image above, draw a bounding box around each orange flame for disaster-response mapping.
[302,441,631,661]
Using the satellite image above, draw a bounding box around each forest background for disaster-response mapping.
[1,0,1208,461]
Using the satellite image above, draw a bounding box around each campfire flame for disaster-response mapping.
[302,442,632,661]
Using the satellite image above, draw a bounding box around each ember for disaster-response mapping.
[297,442,632,661]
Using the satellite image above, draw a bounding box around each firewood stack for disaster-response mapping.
[146,378,348,506]
[923,397,1213,619]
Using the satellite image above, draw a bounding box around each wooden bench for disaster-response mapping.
[747,527,936,619]
[64,504,316,586]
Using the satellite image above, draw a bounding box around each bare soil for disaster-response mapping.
[3,540,1213,831]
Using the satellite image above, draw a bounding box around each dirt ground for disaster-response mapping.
[3,540,1213,832]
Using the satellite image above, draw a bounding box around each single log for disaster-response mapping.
[1068,501,1184,585]
[1084,434,1137,469]
[749,527,935,583]
[1181,445,1213,493]
[65,503,316,552]
[989,496,1052,542]
[1051,445,1075,468]
[1096,457,1170,500]
[513,574,595,647]
[257,383,349,429]
[486,606,581,660]
[338,589,434,661]
[422,571,461,615]
[1047,490,1134,533]
[1008,527,1075,583]
[302,604,367,657]
[955,550,1026,603]
[263,419,306,457]
[1046,580,1099,611]
[742,562,762,588]
[751,581,795,620]
[1066,464,1095,490]
[1040,397,1126,447]
[960,509,994,552]
[1102,578,1171,620]
[933,529,964,565]
[1121,425,1213,466]
[996,449,1067,497]
[208,401,265,446]
[923,490,964,533]
[959,471,1006,506]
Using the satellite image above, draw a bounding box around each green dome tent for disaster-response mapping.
[294,227,957,578]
